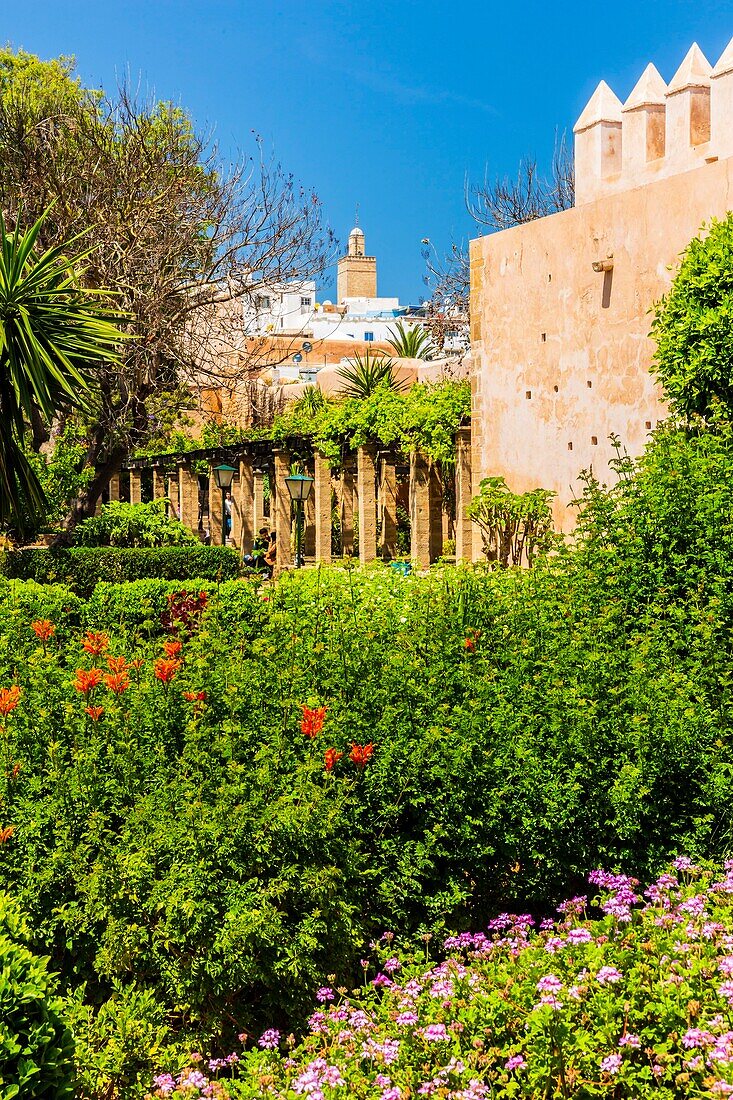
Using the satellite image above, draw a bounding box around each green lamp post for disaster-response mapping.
[284,472,314,567]
[212,464,237,546]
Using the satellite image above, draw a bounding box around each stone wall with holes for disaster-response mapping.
[470,37,733,534]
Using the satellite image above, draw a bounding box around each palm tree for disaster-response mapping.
[386,320,435,361]
[0,208,125,536]
[336,349,407,399]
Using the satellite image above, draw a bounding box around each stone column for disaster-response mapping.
[428,462,444,562]
[209,472,224,546]
[304,461,316,559]
[340,461,355,556]
[379,454,397,561]
[178,465,200,536]
[253,469,266,534]
[455,426,474,562]
[153,467,167,515]
[357,444,378,564]
[314,453,332,564]
[129,469,142,505]
[238,460,255,554]
[108,473,120,502]
[411,451,442,569]
[273,449,293,571]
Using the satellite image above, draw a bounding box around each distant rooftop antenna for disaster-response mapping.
[354,202,360,228]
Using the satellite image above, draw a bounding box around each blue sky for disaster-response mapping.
[4,0,732,302]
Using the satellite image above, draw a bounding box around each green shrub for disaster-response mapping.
[164,860,733,1099]
[0,893,74,1099]
[74,500,197,548]
[1,546,241,596]
[651,212,733,419]
[5,424,733,1093]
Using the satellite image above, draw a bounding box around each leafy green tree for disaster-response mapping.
[651,213,733,419]
[467,475,556,566]
[336,350,406,398]
[0,209,122,537]
[0,48,332,534]
[386,320,435,360]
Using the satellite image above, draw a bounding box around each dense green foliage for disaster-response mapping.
[74,500,197,548]
[0,208,124,537]
[335,350,405,398]
[0,893,75,1099]
[157,860,733,1099]
[1,546,240,595]
[651,212,733,419]
[273,379,471,464]
[2,422,733,1094]
[467,476,556,565]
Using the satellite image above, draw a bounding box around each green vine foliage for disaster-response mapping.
[467,476,557,566]
[651,213,733,420]
[272,379,471,465]
[74,501,197,548]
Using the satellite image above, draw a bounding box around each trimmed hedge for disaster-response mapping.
[1,546,242,596]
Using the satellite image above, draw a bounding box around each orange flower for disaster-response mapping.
[163,638,183,658]
[129,658,144,671]
[349,742,374,769]
[106,655,129,674]
[73,668,103,694]
[464,637,476,652]
[0,686,21,716]
[81,631,109,657]
[0,825,14,844]
[10,762,22,780]
[31,619,55,641]
[183,691,207,703]
[301,705,327,739]
[154,658,180,684]
[85,706,105,721]
[103,672,130,695]
[324,748,343,772]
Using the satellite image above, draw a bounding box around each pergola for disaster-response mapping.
[114,426,474,569]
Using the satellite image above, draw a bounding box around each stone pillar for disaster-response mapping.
[304,461,316,559]
[253,469,266,534]
[357,444,378,564]
[129,469,142,505]
[153,467,167,515]
[410,451,442,569]
[209,473,224,546]
[379,455,397,561]
[455,426,474,562]
[238,460,255,554]
[341,461,355,556]
[314,453,332,564]
[273,449,293,572]
[178,465,200,536]
[108,473,120,502]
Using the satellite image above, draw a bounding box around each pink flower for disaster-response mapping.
[619,1034,641,1048]
[536,973,563,993]
[596,965,623,985]
[505,1055,526,1071]
[600,1053,622,1075]
[420,1024,448,1041]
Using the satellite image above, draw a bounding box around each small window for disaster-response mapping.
[587,380,592,389]
[568,442,573,451]
[364,331,374,342]
[541,333,547,342]
[591,436,598,446]
[256,294,271,309]
[300,296,312,313]
[525,390,532,400]
[645,420,652,429]
[553,385,559,393]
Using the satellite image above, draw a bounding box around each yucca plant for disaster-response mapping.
[336,349,407,398]
[386,319,435,361]
[294,385,327,416]
[0,208,125,536]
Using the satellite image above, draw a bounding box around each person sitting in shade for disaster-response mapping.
[244,526,271,571]
[264,531,277,576]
